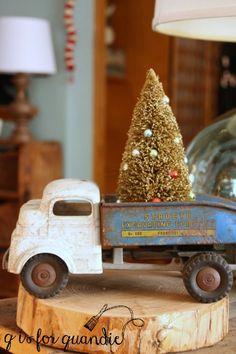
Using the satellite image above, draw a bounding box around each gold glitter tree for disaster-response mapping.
[117,68,193,202]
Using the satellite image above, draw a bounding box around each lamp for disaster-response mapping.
[0,16,56,142]
[152,0,236,42]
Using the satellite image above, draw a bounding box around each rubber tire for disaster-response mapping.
[21,253,69,298]
[181,253,200,273]
[183,253,233,303]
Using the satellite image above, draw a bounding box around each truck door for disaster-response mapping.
[48,198,94,246]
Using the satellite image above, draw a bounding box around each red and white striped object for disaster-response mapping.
[64,0,77,74]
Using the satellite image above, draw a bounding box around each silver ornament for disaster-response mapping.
[150,149,158,159]
[174,136,181,144]
[144,129,153,138]
[132,149,140,157]
[189,191,195,199]
[189,173,195,183]
[163,95,170,104]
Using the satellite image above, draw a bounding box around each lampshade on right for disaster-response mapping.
[153,0,236,42]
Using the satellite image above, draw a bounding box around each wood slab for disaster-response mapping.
[0,295,235,354]
[16,270,229,354]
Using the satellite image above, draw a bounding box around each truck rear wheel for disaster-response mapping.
[183,253,233,303]
[21,253,69,298]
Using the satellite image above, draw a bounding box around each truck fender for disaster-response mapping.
[11,247,76,275]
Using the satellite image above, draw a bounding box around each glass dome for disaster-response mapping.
[186,109,236,200]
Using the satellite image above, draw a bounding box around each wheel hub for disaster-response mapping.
[196,266,221,292]
[32,263,57,287]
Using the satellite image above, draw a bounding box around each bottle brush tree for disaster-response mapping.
[117,68,193,202]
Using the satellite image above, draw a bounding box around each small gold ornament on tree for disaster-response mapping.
[150,149,158,159]
[117,68,193,202]
[123,163,128,171]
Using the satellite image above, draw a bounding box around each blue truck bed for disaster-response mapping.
[101,195,236,247]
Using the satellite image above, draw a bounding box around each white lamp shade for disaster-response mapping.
[153,0,236,42]
[0,16,56,74]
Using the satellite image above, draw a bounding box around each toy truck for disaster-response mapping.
[3,179,236,302]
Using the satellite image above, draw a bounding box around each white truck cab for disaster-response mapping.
[4,179,103,298]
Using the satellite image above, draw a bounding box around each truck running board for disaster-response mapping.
[103,257,183,271]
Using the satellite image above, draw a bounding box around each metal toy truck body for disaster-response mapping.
[3,179,236,302]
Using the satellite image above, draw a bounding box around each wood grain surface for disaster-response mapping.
[0,299,74,354]
[16,270,229,354]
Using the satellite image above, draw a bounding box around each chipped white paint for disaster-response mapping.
[40,179,100,207]
[6,179,103,275]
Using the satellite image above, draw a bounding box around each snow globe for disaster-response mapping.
[186,109,236,200]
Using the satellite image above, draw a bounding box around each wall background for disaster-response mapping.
[0,0,95,179]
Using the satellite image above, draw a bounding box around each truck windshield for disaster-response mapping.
[53,200,92,216]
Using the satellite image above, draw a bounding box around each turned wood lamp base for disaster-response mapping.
[8,73,38,143]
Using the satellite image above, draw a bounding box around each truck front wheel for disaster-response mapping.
[21,253,69,298]
[183,253,233,303]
